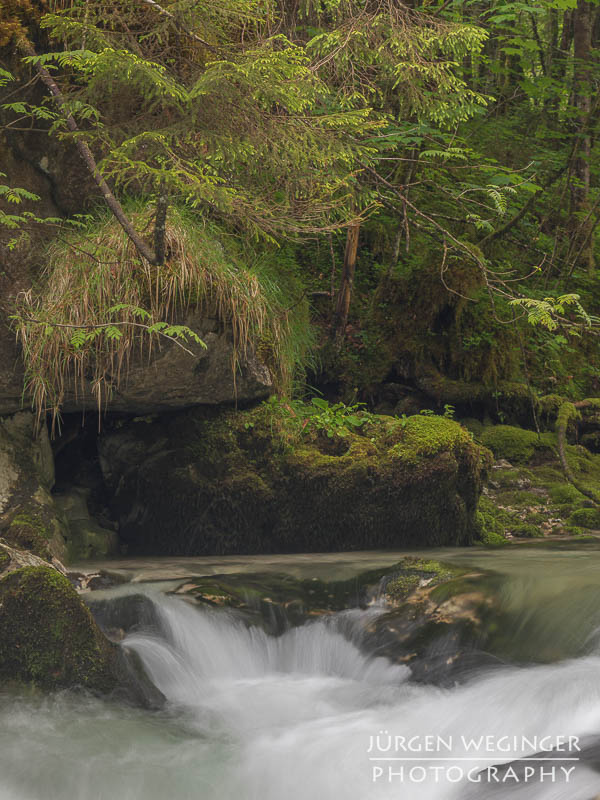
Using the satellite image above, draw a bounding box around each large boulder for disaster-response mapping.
[97,406,492,555]
[0,313,272,416]
[57,312,273,414]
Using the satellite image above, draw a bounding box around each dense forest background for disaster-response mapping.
[1,0,600,431]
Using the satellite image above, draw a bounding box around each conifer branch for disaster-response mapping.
[139,0,221,53]
[18,38,159,266]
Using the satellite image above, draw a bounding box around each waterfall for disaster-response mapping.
[2,588,600,800]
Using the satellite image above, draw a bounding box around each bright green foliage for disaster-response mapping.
[510,295,594,332]
[261,394,378,441]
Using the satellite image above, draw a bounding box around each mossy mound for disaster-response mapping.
[479,425,555,464]
[98,406,491,555]
[0,566,117,691]
[568,507,600,529]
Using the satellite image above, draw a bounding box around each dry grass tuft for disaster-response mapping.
[14,207,300,425]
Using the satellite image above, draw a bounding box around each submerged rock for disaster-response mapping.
[98,406,491,555]
[174,557,505,684]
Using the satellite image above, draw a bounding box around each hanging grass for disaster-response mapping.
[14,205,313,424]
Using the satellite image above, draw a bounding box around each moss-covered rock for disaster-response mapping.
[568,507,600,529]
[98,406,491,555]
[472,421,600,542]
[364,567,504,684]
[0,565,118,691]
[479,425,555,464]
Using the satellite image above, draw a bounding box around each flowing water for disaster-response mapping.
[3,545,600,800]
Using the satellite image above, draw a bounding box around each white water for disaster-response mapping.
[2,588,600,800]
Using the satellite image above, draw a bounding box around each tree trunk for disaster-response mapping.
[571,0,596,271]
[333,223,360,348]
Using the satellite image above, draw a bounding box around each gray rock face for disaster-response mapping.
[53,487,120,561]
[0,313,272,416]
[0,412,68,563]
[0,537,66,579]
[59,313,273,414]
[0,323,25,416]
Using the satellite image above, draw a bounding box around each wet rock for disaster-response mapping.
[365,572,499,678]
[0,564,118,691]
[87,593,164,641]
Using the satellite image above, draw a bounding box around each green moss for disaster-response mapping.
[533,466,566,483]
[537,394,565,418]
[5,511,53,560]
[492,467,533,488]
[497,489,545,507]
[388,415,475,463]
[512,522,543,538]
[549,483,583,506]
[556,401,580,432]
[479,425,556,464]
[0,549,9,570]
[0,566,116,691]
[564,524,587,537]
[475,495,512,545]
[568,507,600,529]
[479,527,508,546]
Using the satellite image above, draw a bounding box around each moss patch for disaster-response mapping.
[549,483,583,506]
[0,566,117,691]
[5,511,53,560]
[568,508,600,529]
[473,422,600,543]
[479,425,555,464]
[384,558,460,602]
